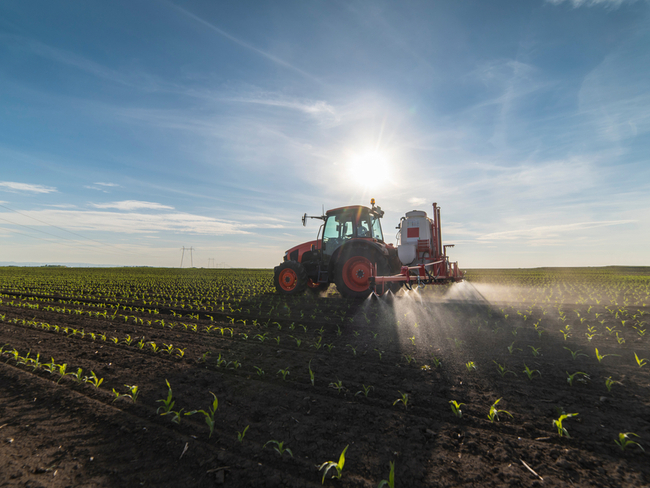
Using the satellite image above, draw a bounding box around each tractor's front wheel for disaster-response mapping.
[274,261,308,295]
[335,248,386,299]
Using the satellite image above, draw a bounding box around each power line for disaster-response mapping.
[180,246,194,267]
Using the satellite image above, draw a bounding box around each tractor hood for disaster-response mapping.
[284,239,321,263]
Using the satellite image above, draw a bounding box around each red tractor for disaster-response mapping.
[274,199,463,298]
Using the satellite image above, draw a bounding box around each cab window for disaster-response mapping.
[370,215,383,241]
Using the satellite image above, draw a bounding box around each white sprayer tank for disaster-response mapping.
[397,210,433,265]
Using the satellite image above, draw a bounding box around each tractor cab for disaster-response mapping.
[321,205,384,262]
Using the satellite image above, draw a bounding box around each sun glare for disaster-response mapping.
[347,150,391,189]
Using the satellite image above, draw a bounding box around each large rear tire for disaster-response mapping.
[274,261,308,295]
[335,247,387,299]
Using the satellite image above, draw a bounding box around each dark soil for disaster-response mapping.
[0,270,649,487]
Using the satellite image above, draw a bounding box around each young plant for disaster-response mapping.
[595,348,619,363]
[430,355,442,368]
[156,379,175,414]
[564,347,587,360]
[254,366,265,376]
[185,392,218,438]
[264,440,293,457]
[85,371,103,388]
[393,391,409,409]
[355,384,373,397]
[277,368,290,380]
[449,400,465,418]
[528,346,541,357]
[329,380,345,394]
[493,361,516,377]
[377,461,395,488]
[522,364,540,380]
[614,432,645,452]
[507,342,521,355]
[465,361,477,373]
[308,360,315,386]
[604,376,622,393]
[552,412,578,438]
[319,445,348,483]
[634,352,647,368]
[566,371,589,386]
[487,398,513,423]
[237,425,250,443]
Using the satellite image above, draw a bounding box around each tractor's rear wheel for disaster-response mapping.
[274,261,308,295]
[335,247,387,299]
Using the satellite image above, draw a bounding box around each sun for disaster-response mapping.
[347,150,391,189]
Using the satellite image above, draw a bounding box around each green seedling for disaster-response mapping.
[355,384,373,397]
[566,371,590,386]
[634,352,647,368]
[404,354,416,365]
[277,368,290,380]
[616,332,625,345]
[604,376,622,392]
[465,361,477,372]
[156,380,175,414]
[319,445,348,483]
[346,344,357,356]
[85,371,103,388]
[430,355,442,368]
[254,366,265,376]
[564,347,588,360]
[595,348,619,363]
[552,412,578,437]
[329,380,345,394]
[614,432,645,452]
[308,360,315,386]
[493,361,516,377]
[393,391,409,409]
[507,342,521,354]
[198,351,211,363]
[528,346,541,357]
[264,440,293,457]
[487,398,513,422]
[237,425,249,443]
[170,409,184,425]
[175,348,185,358]
[522,364,540,380]
[289,336,302,347]
[185,392,218,438]
[377,461,395,488]
[449,400,465,418]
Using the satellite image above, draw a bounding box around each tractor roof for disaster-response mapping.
[325,205,369,216]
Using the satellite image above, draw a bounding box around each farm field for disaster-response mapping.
[0,266,649,487]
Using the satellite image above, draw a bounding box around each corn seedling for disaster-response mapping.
[616,332,625,344]
[198,351,211,363]
[528,346,541,357]
[522,364,540,380]
[163,343,174,354]
[566,371,589,386]
[319,445,348,483]
[329,380,345,394]
[264,440,293,457]
[604,376,622,392]
[346,344,358,356]
[254,366,265,376]
[277,368,290,380]
[449,400,465,418]
[85,371,103,388]
[507,342,521,355]
[156,379,175,414]
[634,352,647,368]
[487,398,513,422]
[175,348,185,358]
[430,355,442,368]
[493,361,516,377]
[237,425,249,443]
[393,391,409,409]
[355,384,373,397]
[404,354,416,365]
[595,348,619,363]
[464,360,477,373]
[614,432,645,452]
[552,412,578,438]
[185,392,218,438]
[564,347,587,360]
[377,461,395,488]
[308,360,315,386]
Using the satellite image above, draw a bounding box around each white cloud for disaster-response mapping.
[94,182,120,187]
[0,182,57,193]
[477,219,635,242]
[90,200,174,211]
[408,197,427,206]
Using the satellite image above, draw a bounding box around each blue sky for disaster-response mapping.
[0,0,648,268]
